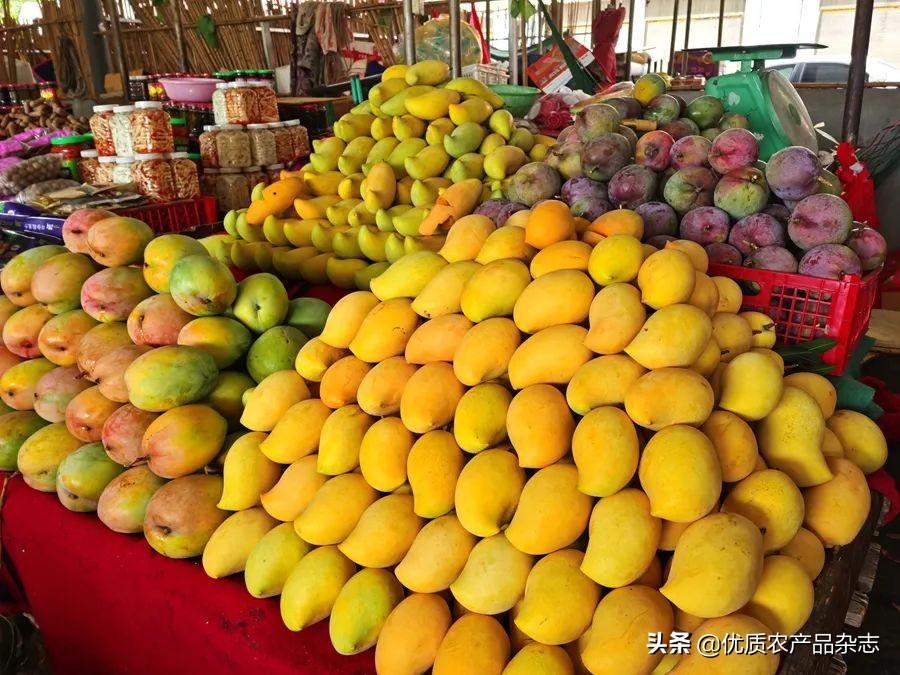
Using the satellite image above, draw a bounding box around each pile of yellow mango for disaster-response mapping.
[206,61,554,287]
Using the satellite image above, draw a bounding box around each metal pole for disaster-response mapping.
[104,0,130,101]
[717,0,725,46]
[485,0,491,57]
[171,0,188,72]
[509,9,519,84]
[449,0,462,77]
[681,0,692,76]
[625,0,635,81]
[668,0,680,76]
[402,0,416,64]
[842,0,874,143]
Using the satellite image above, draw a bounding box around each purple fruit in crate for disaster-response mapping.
[635,130,675,171]
[745,245,798,273]
[701,128,721,141]
[644,95,681,126]
[728,213,786,256]
[546,141,584,180]
[787,193,853,250]
[765,146,821,200]
[798,244,862,280]
[714,167,770,219]
[816,169,842,196]
[679,206,730,245]
[663,166,717,214]
[719,112,749,130]
[670,135,712,170]
[762,203,791,224]
[647,235,677,249]
[686,95,725,130]
[506,162,563,207]
[575,104,622,142]
[708,128,759,175]
[605,97,642,120]
[635,201,678,239]
[617,125,638,152]
[608,164,659,209]
[561,176,611,221]
[661,118,700,140]
[846,225,887,271]
[706,242,743,266]
[581,133,632,182]
[556,126,577,144]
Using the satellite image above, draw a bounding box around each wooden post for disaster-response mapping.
[668,0,679,76]
[842,0,874,143]
[104,0,130,100]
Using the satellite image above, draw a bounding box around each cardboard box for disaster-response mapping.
[527,37,595,93]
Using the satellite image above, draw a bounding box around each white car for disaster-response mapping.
[767,56,900,83]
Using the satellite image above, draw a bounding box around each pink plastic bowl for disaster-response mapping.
[158,77,223,103]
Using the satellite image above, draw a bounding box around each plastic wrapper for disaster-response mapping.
[14,179,79,203]
[0,154,63,194]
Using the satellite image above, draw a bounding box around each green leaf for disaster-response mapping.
[196,14,219,49]
[510,0,537,20]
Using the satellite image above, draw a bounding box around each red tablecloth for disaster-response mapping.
[1,473,375,674]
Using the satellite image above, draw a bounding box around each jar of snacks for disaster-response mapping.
[265,163,284,183]
[212,82,229,126]
[171,152,200,199]
[198,125,220,168]
[268,122,294,165]
[131,101,174,154]
[133,152,176,202]
[243,165,266,189]
[215,168,249,213]
[255,85,279,124]
[216,124,251,169]
[95,155,117,184]
[78,150,100,183]
[223,83,258,125]
[200,167,219,197]
[247,123,277,167]
[283,119,310,158]
[111,105,135,157]
[89,104,117,157]
[50,134,92,179]
[112,156,135,185]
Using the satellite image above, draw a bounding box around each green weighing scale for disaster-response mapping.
[703,43,824,160]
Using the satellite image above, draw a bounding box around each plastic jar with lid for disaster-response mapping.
[200,167,219,197]
[243,165,267,189]
[171,152,200,200]
[215,168,250,214]
[223,83,259,125]
[110,105,135,157]
[247,123,277,167]
[133,152,176,202]
[212,82,229,126]
[89,104,117,156]
[282,120,310,159]
[77,150,100,183]
[254,85,279,124]
[216,124,251,169]
[112,156,135,185]
[268,122,294,165]
[198,125,220,168]
[264,163,284,183]
[131,101,174,154]
[50,134,92,178]
[95,155,117,184]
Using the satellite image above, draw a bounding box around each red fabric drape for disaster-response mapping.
[468,6,491,65]
[591,6,625,84]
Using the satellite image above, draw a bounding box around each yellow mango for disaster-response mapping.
[700,410,758,482]
[503,644,574,675]
[803,456,870,546]
[709,276,742,315]
[295,337,346,382]
[688,271,720,317]
[240,370,310,432]
[338,494,423,568]
[450,533,534,615]
[439,214,496,262]
[375,594,452,675]
[356,356,418,416]
[395,514,477,593]
[260,455,326,520]
[405,313,473,364]
[411,260,481,318]
[319,354,372,409]
[433,614,510,675]
[639,424,722,522]
[659,519,692,552]
[399,362,465,434]
[779,527,825,580]
[826,409,888,474]
[566,355,647,414]
[244,521,311,598]
[718,350,784,420]
[743,555,814,634]
[358,416,413,491]
[584,283,646,355]
[572,406,639,497]
[661,512,763,618]
[508,324,592,389]
[672,614,779,674]
[280,545,356,631]
[722,469,804,551]
[454,447,526,537]
[823,429,846,458]
[407,430,465,518]
[512,270,594,334]
[370,251,447,300]
[218,432,282,510]
[689,336,721,377]
[453,382,512,453]
[202,507,277,578]
[587,234,644,285]
[319,291,379,349]
[294,473,377,545]
[783,371,836,419]
[625,303,712,369]
[405,88,460,120]
[317,404,374,475]
[260,398,331,463]
[475,225,536,264]
[665,239,708,272]
[529,240,591,277]
[459,258,531,322]
[330,568,404,655]
[507,384,575,468]
[349,297,420,363]
[638,248,696,309]
[711,311,753,362]
[740,309,777,347]
[452,317,520,385]
[625,367,714,430]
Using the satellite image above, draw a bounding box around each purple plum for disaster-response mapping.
[662,166,717,214]
[728,213,786,256]
[670,135,712,170]
[474,199,527,227]
[846,225,887,271]
[608,164,659,209]
[635,201,678,239]
[787,194,853,250]
[581,133,631,182]
[546,141,584,180]
[706,242,743,266]
[798,244,862,279]
[762,203,791,224]
[719,112,749,130]
[604,97,642,120]
[575,104,622,142]
[765,146,821,200]
[686,95,725,129]
[644,95,681,125]
[713,167,770,219]
[701,128,721,141]
[617,125,638,152]
[745,245,799,273]
[679,206,731,245]
[506,162,563,207]
[647,235,677,249]
[708,128,759,175]
[561,176,611,221]
[661,118,701,140]
[635,130,675,171]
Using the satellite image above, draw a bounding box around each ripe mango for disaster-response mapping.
[780,527,826,580]
[508,325,592,389]
[370,251,447,300]
[625,303,712,369]
[454,447,525,537]
[638,248,696,309]
[588,234,644,285]
[688,271,720,317]
[700,410,758,482]
[280,545,356,631]
[718,350,784,421]
[260,455,326,520]
[507,384,575,468]
[743,555,814,634]
[459,258,531,322]
[567,355,646,414]
[405,313,473,364]
[329,568,404,655]
[512,270,594,334]
[530,240,591,277]
[475,225,536,264]
[450,533,534,615]
[625,367,714,430]
[584,283,646,354]
[356,356,417,417]
[395,514,477,593]
[711,312,753,362]
[826,409,887,474]
[400,362,464,434]
[349,298,420,363]
[782,371,836,419]
[433,614,510,675]
[803,456,870,546]
[407,430,464,518]
[218,432,282,511]
[375,594,451,675]
[338,494,423,567]
[452,317,520,385]
[245,521,311,598]
[317,404,374,475]
[319,291,379,349]
[240,370,310,432]
[672,614,779,674]
[722,469,804,552]
[453,382,512,453]
[202,507,276,579]
[439,214,496,263]
[294,473,377,545]
[358,417,413,491]
[295,338,347,382]
[411,261,480,319]
[572,406,639,497]
[405,88,460,120]
[504,644,573,674]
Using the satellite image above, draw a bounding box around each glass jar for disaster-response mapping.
[244,165,266,189]
[50,134,92,179]
[89,104,117,156]
[128,75,149,101]
[216,124,251,169]
[268,122,294,165]
[247,123,277,167]
[171,152,200,200]
[215,168,249,214]
[200,167,219,197]
[265,163,284,183]
[112,156,135,185]
[255,85,279,123]
[212,82,229,126]
[131,101,174,154]
[282,119,310,159]
[95,155,116,184]
[78,150,100,183]
[133,152,176,202]
[111,105,134,157]
[198,125,220,168]
[223,83,258,125]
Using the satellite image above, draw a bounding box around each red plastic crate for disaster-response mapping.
[114,196,218,234]
[708,263,880,375]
